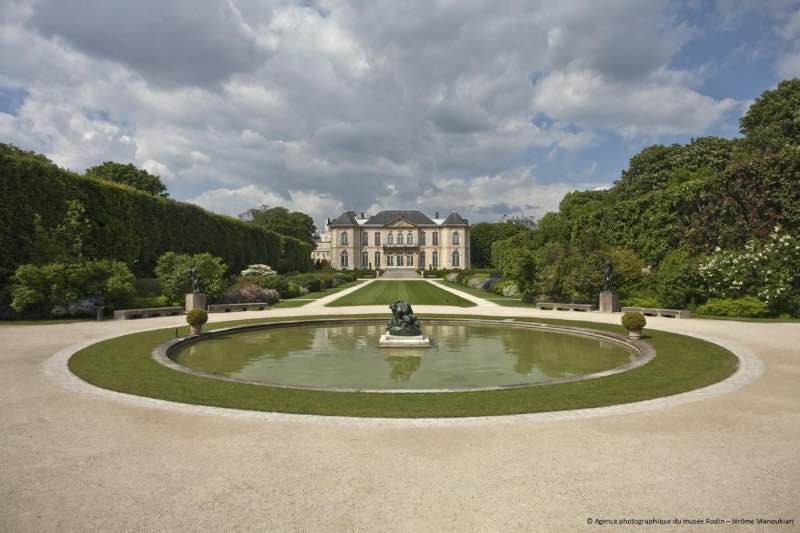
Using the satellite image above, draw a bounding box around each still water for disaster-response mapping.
[173,322,632,390]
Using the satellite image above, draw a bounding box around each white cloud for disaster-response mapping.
[0,0,746,224]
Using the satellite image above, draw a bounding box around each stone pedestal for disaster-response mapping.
[378,332,431,348]
[599,291,620,313]
[185,293,207,313]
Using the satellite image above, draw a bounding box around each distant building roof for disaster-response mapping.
[365,209,436,226]
[443,211,468,225]
[329,211,359,226]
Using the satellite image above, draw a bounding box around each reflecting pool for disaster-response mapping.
[172,322,633,390]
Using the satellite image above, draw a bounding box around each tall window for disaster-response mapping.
[375,251,381,267]
[387,254,394,266]
[340,232,348,246]
[407,254,414,266]
[452,231,460,245]
[340,250,349,267]
[406,232,413,245]
[387,232,394,245]
[432,231,439,245]
[361,232,368,246]
[397,232,404,245]
[397,255,404,267]
[420,251,426,268]
[452,250,460,267]
[432,251,439,267]
[374,232,381,246]
[362,251,368,268]
[419,232,426,245]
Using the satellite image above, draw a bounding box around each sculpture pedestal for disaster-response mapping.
[599,291,619,313]
[185,293,207,312]
[378,332,431,348]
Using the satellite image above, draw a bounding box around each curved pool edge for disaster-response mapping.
[152,318,654,393]
[42,326,763,426]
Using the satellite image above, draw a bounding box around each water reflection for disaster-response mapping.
[174,322,632,390]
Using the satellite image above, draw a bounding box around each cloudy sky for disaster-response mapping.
[1,0,799,227]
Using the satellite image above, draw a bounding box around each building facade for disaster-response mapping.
[324,209,470,270]
[310,225,331,264]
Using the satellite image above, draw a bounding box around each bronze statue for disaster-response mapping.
[387,301,422,336]
[603,261,614,292]
[186,267,202,294]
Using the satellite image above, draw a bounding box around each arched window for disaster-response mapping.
[374,232,381,246]
[432,251,439,267]
[452,231,460,245]
[420,251,426,268]
[397,232,404,245]
[387,232,394,244]
[340,250,349,267]
[362,251,368,268]
[340,232,348,246]
[406,232,413,245]
[375,251,381,267]
[452,250,460,267]
[432,231,439,245]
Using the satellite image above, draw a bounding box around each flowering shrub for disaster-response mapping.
[240,264,276,277]
[222,284,279,304]
[699,226,800,313]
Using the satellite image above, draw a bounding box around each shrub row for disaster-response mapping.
[0,144,312,290]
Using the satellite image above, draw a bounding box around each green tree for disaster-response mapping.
[241,205,316,246]
[154,252,228,303]
[29,200,91,263]
[85,161,168,196]
[469,222,527,268]
[740,78,800,150]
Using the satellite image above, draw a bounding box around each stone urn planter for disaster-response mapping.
[186,309,208,336]
[621,311,646,340]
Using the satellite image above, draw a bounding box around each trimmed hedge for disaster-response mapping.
[0,144,312,288]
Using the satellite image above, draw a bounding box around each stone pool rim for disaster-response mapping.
[153,318,656,393]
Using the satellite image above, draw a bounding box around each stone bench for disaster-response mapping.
[621,306,691,319]
[113,307,183,320]
[207,303,270,313]
[536,302,596,312]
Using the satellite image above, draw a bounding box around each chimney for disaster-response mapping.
[435,211,439,219]
[360,211,364,218]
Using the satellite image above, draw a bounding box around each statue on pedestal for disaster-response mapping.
[186,267,202,294]
[387,301,422,336]
[603,261,615,292]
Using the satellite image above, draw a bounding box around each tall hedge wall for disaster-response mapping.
[0,144,312,286]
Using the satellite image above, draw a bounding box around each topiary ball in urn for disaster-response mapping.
[186,309,208,336]
[622,311,646,340]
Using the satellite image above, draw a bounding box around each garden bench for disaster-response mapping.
[207,303,270,313]
[621,306,691,319]
[536,302,596,312]
[113,307,183,320]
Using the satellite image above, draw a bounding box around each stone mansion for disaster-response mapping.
[312,210,470,271]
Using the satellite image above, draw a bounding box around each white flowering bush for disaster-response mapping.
[699,226,800,313]
[240,264,276,277]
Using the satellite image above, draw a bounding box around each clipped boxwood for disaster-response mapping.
[697,296,768,318]
[622,311,646,332]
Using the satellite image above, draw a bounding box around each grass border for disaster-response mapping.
[68,314,739,418]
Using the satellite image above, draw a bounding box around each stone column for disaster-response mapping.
[185,293,207,313]
[598,291,619,313]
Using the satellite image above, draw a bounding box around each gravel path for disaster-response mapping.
[1,285,799,532]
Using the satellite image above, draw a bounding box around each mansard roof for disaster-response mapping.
[365,210,435,226]
[443,211,469,225]
[329,211,359,226]
[329,209,469,227]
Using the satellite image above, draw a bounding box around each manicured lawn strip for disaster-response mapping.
[0,318,91,326]
[270,299,313,308]
[327,281,476,307]
[294,280,364,300]
[694,314,800,323]
[68,314,738,418]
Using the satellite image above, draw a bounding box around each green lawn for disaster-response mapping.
[294,280,364,300]
[327,280,476,307]
[68,313,738,418]
[437,280,533,306]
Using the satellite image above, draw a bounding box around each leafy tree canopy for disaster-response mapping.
[85,161,168,197]
[241,205,316,246]
[469,222,529,268]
